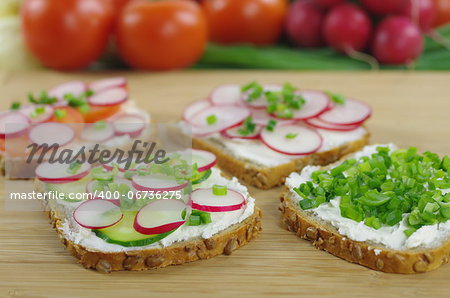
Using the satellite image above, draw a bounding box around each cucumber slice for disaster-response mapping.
[46,176,91,202]
[192,169,212,185]
[93,211,175,247]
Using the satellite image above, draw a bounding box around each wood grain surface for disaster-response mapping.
[1,71,449,297]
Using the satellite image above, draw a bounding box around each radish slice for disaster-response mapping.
[222,124,262,140]
[182,100,212,123]
[318,99,372,126]
[80,122,115,142]
[305,118,361,131]
[48,81,87,99]
[88,87,128,107]
[190,188,245,212]
[209,84,243,105]
[242,84,281,109]
[19,105,54,124]
[175,149,217,172]
[73,199,123,229]
[112,113,146,137]
[0,112,30,138]
[251,108,295,126]
[90,77,127,93]
[86,177,135,199]
[35,161,91,183]
[29,123,75,146]
[134,199,186,235]
[187,105,250,135]
[274,91,330,120]
[260,124,322,155]
[132,174,188,192]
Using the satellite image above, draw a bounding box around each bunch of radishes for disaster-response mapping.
[286,0,437,65]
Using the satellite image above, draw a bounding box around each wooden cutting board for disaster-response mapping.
[1,70,449,297]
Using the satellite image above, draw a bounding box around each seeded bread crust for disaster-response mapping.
[279,188,450,273]
[192,131,370,189]
[47,206,262,273]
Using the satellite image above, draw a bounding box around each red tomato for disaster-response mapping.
[116,0,208,70]
[202,0,288,45]
[83,105,122,123]
[21,0,114,70]
[433,0,450,26]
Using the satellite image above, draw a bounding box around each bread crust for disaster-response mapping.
[193,132,370,189]
[47,207,262,273]
[279,188,450,274]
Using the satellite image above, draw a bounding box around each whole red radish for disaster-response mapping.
[312,0,345,9]
[372,16,423,65]
[323,3,372,53]
[402,0,436,31]
[286,0,325,47]
[361,0,409,15]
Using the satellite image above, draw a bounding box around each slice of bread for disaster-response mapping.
[47,204,262,273]
[193,131,370,189]
[279,148,450,274]
[36,169,262,273]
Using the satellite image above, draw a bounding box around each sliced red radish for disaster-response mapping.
[88,87,128,107]
[132,174,188,192]
[187,105,250,135]
[305,118,361,131]
[222,124,262,140]
[80,122,115,142]
[0,112,30,138]
[182,100,212,123]
[190,188,245,212]
[175,149,217,172]
[134,199,186,235]
[48,81,87,99]
[209,84,243,105]
[251,108,295,126]
[260,124,322,155]
[29,123,75,146]
[318,99,372,126]
[35,161,91,183]
[112,113,146,137]
[90,77,127,93]
[273,91,330,120]
[242,84,281,109]
[19,105,54,124]
[73,199,123,229]
[86,177,135,199]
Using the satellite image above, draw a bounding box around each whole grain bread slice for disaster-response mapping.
[47,206,262,273]
[279,187,450,274]
[193,131,370,189]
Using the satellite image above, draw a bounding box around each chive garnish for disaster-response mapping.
[212,184,227,196]
[94,120,107,130]
[295,146,450,237]
[28,91,58,105]
[237,117,256,136]
[54,109,67,120]
[265,119,277,132]
[285,133,298,139]
[326,91,346,105]
[10,102,21,111]
[206,114,217,125]
[67,161,82,174]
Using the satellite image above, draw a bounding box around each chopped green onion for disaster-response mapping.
[78,104,90,115]
[237,117,256,136]
[67,161,82,175]
[10,102,21,111]
[285,133,298,139]
[206,114,217,125]
[54,109,67,120]
[188,214,201,226]
[30,106,46,118]
[28,91,58,105]
[265,119,277,131]
[212,184,227,196]
[94,120,107,130]
[326,91,346,105]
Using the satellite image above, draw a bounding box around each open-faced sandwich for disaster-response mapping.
[280,144,450,273]
[36,149,261,272]
[182,82,371,189]
[0,78,150,179]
